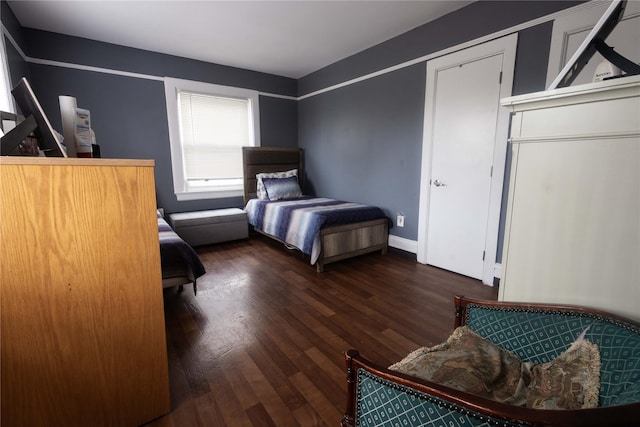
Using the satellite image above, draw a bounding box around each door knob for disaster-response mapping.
[433,179,446,187]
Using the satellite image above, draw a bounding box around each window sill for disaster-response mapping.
[175,188,243,201]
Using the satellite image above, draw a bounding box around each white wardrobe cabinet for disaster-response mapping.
[499,75,640,321]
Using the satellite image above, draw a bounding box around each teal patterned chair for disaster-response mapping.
[342,296,640,427]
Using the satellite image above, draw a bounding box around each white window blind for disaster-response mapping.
[179,92,250,182]
[164,78,260,200]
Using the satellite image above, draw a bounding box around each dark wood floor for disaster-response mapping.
[146,234,498,426]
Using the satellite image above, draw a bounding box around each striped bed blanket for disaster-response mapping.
[244,197,388,264]
[158,212,206,285]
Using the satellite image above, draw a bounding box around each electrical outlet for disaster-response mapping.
[396,213,404,228]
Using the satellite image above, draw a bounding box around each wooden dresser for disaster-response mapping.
[0,158,171,426]
[499,75,640,321]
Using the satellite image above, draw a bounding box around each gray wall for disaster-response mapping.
[299,64,426,241]
[298,1,582,96]
[1,1,28,84]
[25,62,297,212]
[297,1,580,255]
[2,0,584,262]
[2,2,298,213]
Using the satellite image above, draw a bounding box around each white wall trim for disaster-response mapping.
[258,92,298,101]
[388,235,418,254]
[298,1,597,100]
[494,263,502,280]
[2,24,26,61]
[3,1,599,102]
[388,235,502,282]
[33,56,165,82]
[1,24,297,101]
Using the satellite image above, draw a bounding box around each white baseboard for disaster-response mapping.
[494,263,502,279]
[388,235,418,254]
[388,236,501,283]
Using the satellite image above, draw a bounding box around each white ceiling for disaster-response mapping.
[7,1,475,79]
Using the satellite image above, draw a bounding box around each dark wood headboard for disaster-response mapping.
[242,147,304,204]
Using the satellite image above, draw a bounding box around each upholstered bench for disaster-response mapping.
[167,208,248,247]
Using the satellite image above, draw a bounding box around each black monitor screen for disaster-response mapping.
[548,0,627,89]
[11,77,67,157]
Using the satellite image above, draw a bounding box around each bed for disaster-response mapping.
[158,210,206,294]
[242,147,389,272]
[342,296,640,427]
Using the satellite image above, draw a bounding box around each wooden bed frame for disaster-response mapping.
[162,276,196,294]
[242,147,389,272]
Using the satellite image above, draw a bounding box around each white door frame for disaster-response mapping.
[417,34,517,285]
[545,0,640,88]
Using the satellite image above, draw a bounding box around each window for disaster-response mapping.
[164,78,260,200]
[0,34,14,113]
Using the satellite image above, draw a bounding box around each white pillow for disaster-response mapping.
[256,169,297,200]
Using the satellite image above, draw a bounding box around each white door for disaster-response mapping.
[417,35,517,284]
